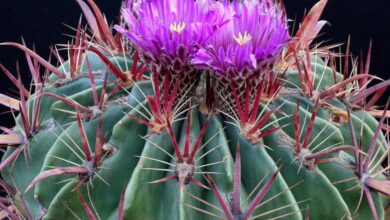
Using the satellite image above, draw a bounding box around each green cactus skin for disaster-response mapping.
[1,1,390,220]
[0,49,388,220]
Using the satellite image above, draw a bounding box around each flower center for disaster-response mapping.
[233,32,252,46]
[170,22,186,34]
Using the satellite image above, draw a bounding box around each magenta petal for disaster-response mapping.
[191,0,289,78]
[118,0,227,71]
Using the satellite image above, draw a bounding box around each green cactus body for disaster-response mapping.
[1,48,387,219]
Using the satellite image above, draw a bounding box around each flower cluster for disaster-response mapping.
[192,0,289,79]
[119,0,289,118]
[119,0,288,79]
[116,0,225,72]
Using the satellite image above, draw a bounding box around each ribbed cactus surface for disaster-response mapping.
[0,0,389,220]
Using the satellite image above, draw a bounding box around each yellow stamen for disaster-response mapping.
[170,22,186,34]
[233,32,252,46]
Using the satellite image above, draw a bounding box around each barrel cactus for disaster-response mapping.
[0,0,389,219]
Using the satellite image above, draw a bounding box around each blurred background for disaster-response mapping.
[0,0,389,127]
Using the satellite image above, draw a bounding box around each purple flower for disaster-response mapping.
[116,0,226,72]
[192,0,289,79]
